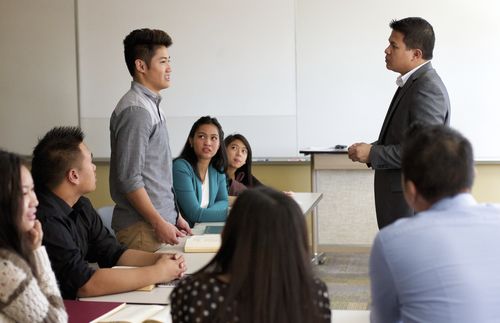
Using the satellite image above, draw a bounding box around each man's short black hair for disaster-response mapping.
[123,28,172,77]
[31,126,85,190]
[390,17,435,60]
[402,124,474,204]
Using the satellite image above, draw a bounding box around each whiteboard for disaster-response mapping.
[77,0,500,160]
[295,0,500,161]
[2,0,498,160]
[77,0,296,158]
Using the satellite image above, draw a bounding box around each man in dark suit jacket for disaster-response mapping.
[348,17,450,229]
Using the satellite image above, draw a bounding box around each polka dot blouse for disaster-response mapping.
[170,274,331,323]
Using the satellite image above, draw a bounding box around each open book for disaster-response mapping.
[91,304,171,323]
[184,234,221,252]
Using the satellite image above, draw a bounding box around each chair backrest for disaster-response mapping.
[97,205,115,237]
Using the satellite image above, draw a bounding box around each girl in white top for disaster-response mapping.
[0,149,67,322]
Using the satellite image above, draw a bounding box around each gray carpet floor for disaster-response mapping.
[314,248,371,310]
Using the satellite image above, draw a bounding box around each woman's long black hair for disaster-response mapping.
[224,133,256,186]
[0,149,35,270]
[176,116,227,178]
[195,186,323,323]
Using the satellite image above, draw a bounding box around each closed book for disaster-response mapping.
[64,300,125,323]
[184,234,221,253]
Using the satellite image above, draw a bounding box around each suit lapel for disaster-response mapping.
[378,86,401,141]
[377,63,434,142]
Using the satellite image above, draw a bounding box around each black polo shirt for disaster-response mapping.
[36,188,127,299]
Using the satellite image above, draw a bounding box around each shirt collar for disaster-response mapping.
[396,60,430,87]
[37,187,75,217]
[428,192,477,213]
[131,81,162,107]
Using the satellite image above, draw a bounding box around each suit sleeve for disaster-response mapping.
[407,75,450,126]
[369,74,449,170]
[369,144,402,169]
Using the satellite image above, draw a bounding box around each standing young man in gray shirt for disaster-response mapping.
[110,28,191,251]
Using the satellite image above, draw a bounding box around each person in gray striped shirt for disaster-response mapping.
[110,28,191,252]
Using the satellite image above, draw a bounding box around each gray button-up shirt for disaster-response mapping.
[109,81,177,231]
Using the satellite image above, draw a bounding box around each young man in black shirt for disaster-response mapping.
[31,126,186,299]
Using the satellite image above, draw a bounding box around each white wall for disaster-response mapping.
[77,0,297,158]
[0,0,78,155]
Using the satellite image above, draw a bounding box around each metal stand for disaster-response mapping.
[311,204,326,265]
[310,158,326,265]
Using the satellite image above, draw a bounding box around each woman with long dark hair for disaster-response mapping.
[224,133,262,199]
[173,116,229,226]
[0,149,67,322]
[170,186,331,323]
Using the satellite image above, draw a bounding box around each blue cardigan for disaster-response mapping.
[172,159,228,225]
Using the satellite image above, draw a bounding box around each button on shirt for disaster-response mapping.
[36,188,127,299]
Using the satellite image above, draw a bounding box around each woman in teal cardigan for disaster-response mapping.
[173,116,229,226]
